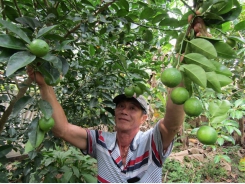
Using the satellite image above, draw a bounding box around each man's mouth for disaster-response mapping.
[118,117,129,121]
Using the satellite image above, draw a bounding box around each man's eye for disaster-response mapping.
[118,104,124,108]
[130,106,135,110]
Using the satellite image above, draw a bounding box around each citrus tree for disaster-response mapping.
[0,0,244,182]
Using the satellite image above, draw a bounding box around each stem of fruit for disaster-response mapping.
[176,13,197,67]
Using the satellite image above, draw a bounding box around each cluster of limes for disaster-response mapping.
[124,84,145,97]
[160,68,203,117]
[160,68,218,145]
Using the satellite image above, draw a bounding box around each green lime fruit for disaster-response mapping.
[39,117,55,132]
[28,39,50,57]
[134,85,143,96]
[171,87,189,105]
[161,68,182,88]
[124,86,135,97]
[197,126,218,145]
[184,98,203,117]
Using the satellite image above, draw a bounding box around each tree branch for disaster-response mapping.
[13,0,22,17]
[0,77,33,133]
[64,0,116,38]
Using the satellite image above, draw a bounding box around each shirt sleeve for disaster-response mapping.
[152,120,174,161]
[80,129,97,158]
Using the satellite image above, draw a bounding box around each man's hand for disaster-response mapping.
[188,13,212,37]
[26,66,47,87]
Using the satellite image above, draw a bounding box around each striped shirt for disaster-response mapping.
[82,121,173,183]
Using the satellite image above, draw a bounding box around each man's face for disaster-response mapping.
[114,99,147,131]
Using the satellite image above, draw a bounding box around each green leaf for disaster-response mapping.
[152,13,166,24]
[211,60,232,77]
[118,55,127,69]
[140,7,155,20]
[221,135,235,144]
[204,12,225,21]
[181,64,207,88]
[11,96,33,118]
[0,19,31,43]
[189,38,217,59]
[117,9,128,17]
[3,5,19,23]
[0,34,26,50]
[62,171,73,183]
[206,72,221,93]
[234,99,245,108]
[210,113,228,124]
[0,145,13,158]
[227,35,245,44]
[82,173,97,183]
[89,97,98,108]
[159,18,180,28]
[216,74,233,87]
[220,155,231,163]
[209,100,231,117]
[184,53,216,71]
[89,45,95,56]
[233,127,241,136]
[16,16,43,30]
[142,30,153,42]
[38,100,53,119]
[42,54,63,72]
[36,25,58,38]
[28,118,45,148]
[38,59,61,83]
[217,137,224,146]
[213,41,237,59]
[6,51,36,76]
[59,56,69,75]
[24,140,34,154]
[71,166,80,178]
[234,20,245,31]
[222,6,242,22]
[117,0,129,11]
[0,48,15,63]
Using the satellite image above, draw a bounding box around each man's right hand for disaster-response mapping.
[26,66,47,87]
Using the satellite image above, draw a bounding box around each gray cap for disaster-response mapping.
[113,94,148,114]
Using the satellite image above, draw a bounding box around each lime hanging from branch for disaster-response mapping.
[184,98,203,117]
[28,39,50,57]
[171,87,189,105]
[39,117,55,133]
[124,86,134,97]
[161,68,182,88]
[197,126,218,145]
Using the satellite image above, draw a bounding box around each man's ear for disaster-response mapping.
[141,114,148,125]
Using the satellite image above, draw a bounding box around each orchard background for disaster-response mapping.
[0,0,245,182]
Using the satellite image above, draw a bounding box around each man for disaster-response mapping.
[27,14,208,183]
[27,69,184,182]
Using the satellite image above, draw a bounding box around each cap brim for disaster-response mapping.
[113,94,147,114]
[113,94,130,104]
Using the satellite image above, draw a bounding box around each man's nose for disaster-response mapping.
[121,106,128,114]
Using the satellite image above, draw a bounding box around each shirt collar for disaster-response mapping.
[106,131,143,151]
